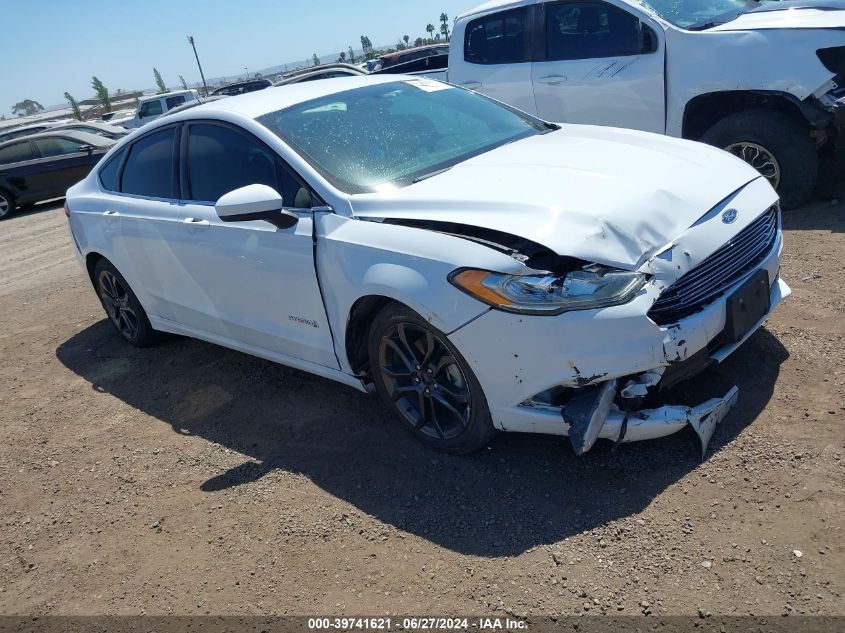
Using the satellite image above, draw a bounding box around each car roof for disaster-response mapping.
[379,44,448,61]
[137,90,194,104]
[0,129,114,149]
[165,74,405,121]
[458,0,528,20]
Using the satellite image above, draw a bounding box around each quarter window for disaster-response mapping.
[465,8,530,65]
[121,128,176,198]
[34,137,87,158]
[545,2,642,60]
[0,141,35,164]
[98,148,126,191]
[186,123,302,204]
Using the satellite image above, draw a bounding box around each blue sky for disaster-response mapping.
[1,0,482,117]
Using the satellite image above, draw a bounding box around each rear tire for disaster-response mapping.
[0,189,15,220]
[93,259,159,347]
[701,109,817,209]
[367,303,497,454]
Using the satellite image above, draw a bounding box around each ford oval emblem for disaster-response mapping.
[722,209,738,224]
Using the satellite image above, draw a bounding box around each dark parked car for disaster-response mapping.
[0,130,114,220]
[371,44,449,72]
[273,63,365,86]
[211,78,272,97]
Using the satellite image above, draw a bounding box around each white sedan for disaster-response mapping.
[65,75,789,456]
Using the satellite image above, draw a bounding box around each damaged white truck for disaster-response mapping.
[67,77,789,457]
[442,0,845,208]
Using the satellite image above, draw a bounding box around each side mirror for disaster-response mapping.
[80,144,95,154]
[215,184,299,229]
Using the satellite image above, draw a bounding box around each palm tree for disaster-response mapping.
[64,92,83,121]
[403,34,410,47]
[440,13,450,41]
[338,51,346,63]
[426,23,435,43]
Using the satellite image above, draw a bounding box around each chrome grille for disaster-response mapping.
[648,204,779,325]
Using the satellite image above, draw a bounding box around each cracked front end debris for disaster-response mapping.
[563,376,740,458]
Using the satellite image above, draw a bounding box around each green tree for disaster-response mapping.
[403,34,410,47]
[414,36,424,47]
[348,46,356,63]
[12,99,44,117]
[179,75,188,90]
[153,67,167,92]
[338,51,346,63]
[426,23,435,43]
[91,76,111,112]
[440,13,450,41]
[312,53,321,66]
[64,92,83,121]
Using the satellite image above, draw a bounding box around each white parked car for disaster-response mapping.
[119,90,198,129]
[65,76,789,456]
[439,0,845,208]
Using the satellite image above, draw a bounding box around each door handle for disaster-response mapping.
[182,217,210,227]
[537,75,567,85]
[461,81,482,90]
[103,210,120,220]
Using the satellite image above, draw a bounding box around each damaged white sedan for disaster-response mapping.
[65,75,789,456]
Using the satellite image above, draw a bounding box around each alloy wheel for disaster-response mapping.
[98,269,139,340]
[0,194,10,218]
[378,322,472,441]
[724,141,781,189]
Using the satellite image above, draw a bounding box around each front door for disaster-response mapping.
[531,0,665,132]
[167,121,337,368]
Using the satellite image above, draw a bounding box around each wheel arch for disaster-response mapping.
[682,90,818,141]
[85,251,106,290]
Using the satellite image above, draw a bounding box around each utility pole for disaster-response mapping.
[187,35,209,96]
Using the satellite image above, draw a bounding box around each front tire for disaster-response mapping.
[701,109,817,209]
[94,259,158,347]
[367,304,497,454]
[0,188,15,220]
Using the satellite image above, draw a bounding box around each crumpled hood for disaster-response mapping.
[711,3,845,31]
[350,126,761,270]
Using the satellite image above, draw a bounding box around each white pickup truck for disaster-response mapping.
[418,0,845,207]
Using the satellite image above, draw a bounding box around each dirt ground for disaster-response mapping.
[0,165,843,619]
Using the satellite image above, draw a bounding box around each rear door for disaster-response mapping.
[450,4,539,115]
[167,120,337,367]
[531,0,665,132]
[0,141,40,203]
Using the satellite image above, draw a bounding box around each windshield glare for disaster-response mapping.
[639,0,758,28]
[257,80,547,193]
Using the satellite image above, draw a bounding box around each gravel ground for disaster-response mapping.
[0,164,842,618]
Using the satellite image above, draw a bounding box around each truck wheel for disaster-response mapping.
[0,189,15,220]
[368,303,497,454]
[701,110,817,209]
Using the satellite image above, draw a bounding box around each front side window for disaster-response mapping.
[0,141,35,164]
[34,137,87,158]
[139,100,163,118]
[121,127,176,198]
[165,95,187,110]
[464,8,530,65]
[257,80,548,194]
[545,2,641,60]
[185,123,303,204]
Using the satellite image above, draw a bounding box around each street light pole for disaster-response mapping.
[187,35,209,96]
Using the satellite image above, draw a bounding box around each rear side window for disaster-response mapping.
[545,2,641,60]
[121,128,176,198]
[465,8,530,65]
[98,148,126,191]
[0,141,35,164]
[165,95,187,110]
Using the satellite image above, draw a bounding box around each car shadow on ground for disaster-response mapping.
[783,149,845,233]
[56,322,787,557]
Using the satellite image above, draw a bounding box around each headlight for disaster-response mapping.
[449,267,646,315]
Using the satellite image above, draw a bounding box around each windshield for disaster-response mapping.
[257,79,549,193]
[639,0,758,29]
